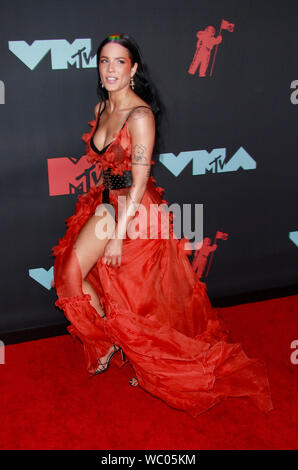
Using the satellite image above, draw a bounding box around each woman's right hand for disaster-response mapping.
[102,238,123,267]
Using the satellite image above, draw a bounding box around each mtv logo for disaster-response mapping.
[8,39,96,70]
[29,266,54,290]
[159,146,256,176]
[289,231,298,247]
[47,155,101,196]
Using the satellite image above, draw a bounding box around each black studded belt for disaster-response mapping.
[103,168,132,190]
[102,168,132,204]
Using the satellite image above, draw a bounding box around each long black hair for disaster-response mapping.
[95,33,165,156]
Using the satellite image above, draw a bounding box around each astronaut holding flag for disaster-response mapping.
[188,19,235,77]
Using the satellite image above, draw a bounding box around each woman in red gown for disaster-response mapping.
[52,34,273,417]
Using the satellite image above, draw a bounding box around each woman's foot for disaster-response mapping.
[94,345,120,375]
[129,376,139,387]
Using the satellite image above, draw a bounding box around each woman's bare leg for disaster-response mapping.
[82,279,105,318]
[73,204,121,371]
[54,203,121,375]
[73,204,115,311]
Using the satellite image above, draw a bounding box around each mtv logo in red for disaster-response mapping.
[47,155,101,196]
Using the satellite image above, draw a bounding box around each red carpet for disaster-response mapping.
[0,294,297,450]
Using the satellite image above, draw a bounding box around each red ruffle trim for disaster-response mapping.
[55,293,92,310]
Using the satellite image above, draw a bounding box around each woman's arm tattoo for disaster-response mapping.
[132,144,147,162]
[131,144,151,177]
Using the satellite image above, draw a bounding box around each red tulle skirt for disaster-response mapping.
[52,178,273,417]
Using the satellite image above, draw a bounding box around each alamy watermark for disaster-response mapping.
[0,80,5,104]
[290,80,298,104]
[0,340,5,364]
[94,197,203,249]
[290,340,298,365]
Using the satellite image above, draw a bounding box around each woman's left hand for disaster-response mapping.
[102,238,123,267]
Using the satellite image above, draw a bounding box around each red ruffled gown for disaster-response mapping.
[52,106,273,418]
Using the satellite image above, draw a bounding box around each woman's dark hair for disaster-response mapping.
[96,34,165,156]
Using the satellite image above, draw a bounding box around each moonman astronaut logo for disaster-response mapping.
[188,19,235,77]
[192,231,228,279]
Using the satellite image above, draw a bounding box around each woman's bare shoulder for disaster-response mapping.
[127,98,154,122]
[127,105,155,130]
[126,101,155,140]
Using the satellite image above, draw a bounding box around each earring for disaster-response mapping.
[130,76,135,90]
[100,79,104,88]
